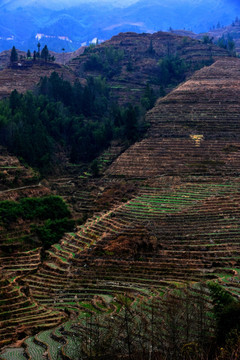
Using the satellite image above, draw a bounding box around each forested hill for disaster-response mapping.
[0,73,142,172]
[0,31,231,174]
[69,31,230,105]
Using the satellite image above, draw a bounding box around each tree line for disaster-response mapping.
[10,44,55,63]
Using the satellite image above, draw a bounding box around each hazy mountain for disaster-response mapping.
[0,0,138,10]
[0,0,240,52]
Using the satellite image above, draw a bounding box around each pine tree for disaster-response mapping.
[41,45,49,62]
[10,46,18,63]
[62,48,65,65]
[27,49,31,58]
[125,105,138,141]
[147,39,155,55]
[37,42,41,57]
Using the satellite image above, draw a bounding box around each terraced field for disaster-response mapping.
[69,31,229,105]
[0,277,65,349]
[1,248,41,277]
[1,179,239,358]
[0,61,75,100]
[0,147,41,192]
[108,58,240,177]
[1,57,240,358]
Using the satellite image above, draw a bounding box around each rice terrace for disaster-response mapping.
[0,29,240,360]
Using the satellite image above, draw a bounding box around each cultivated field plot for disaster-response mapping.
[1,179,239,359]
[2,57,240,359]
[108,58,240,178]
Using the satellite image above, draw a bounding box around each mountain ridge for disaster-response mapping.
[1,0,240,52]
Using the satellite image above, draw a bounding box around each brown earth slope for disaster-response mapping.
[0,60,75,99]
[0,147,40,192]
[108,57,240,177]
[1,47,240,357]
[69,31,230,104]
[0,32,229,103]
[0,49,27,70]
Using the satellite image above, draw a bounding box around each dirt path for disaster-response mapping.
[0,182,42,194]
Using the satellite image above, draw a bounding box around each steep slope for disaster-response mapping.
[0,32,229,103]
[0,147,40,192]
[70,31,229,104]
[0,276,65,348]
[1,50,240,359]
[108,57,240,177]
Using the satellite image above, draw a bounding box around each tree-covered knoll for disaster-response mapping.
[216,34,236,54]
[156,55,189,86]
[0,73,143,171]
[84,46,124,79]
[0,196,70,223]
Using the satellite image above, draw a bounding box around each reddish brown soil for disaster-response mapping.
[108,57,240,177]
[0,60,75,99]
[69,31,229,105]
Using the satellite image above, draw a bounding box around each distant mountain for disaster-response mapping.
[0,0,137,10]
[172,17,240,55]
[124,0,240,33]
[0,0,240,52]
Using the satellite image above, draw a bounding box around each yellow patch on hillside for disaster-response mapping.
[190,134,204,147]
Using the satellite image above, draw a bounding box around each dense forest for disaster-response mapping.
[0,73,144,172]
[0,52,195,173]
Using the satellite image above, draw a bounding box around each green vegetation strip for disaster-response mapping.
[0,348,26,360]
[37,329,62,360]
[24,336,45,359]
